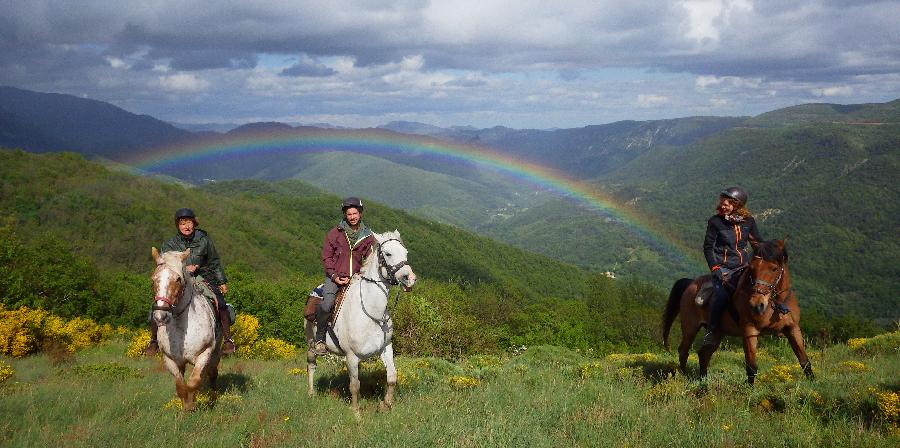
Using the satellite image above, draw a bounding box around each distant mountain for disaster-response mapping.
[0,86,192,158]
[377,121,448,136]
[744,99,900,127]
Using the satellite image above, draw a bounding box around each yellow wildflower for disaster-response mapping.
[839,361,869,372]
[0,360,13,383]
[847,338,867,350]
[448,375,479,389]
[876,391,900,421]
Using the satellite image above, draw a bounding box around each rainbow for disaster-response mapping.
[129,127,700,266]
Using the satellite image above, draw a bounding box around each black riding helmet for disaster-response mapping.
[341,197,364,212]
[720,186,748,207]
[174,208,197,223]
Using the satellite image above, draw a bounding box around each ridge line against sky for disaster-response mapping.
[1,0,899,129]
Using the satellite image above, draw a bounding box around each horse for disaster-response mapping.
[662,239,814,384]
[150,247,222,411]
[304,230,417,414]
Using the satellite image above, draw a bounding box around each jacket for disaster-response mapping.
[161,229,228,286]
[322,220,374,280]
[703,214,763,272]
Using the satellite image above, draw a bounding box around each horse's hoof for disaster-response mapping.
[378,400,392,412]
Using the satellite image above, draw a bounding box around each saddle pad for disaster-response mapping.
[304,295,321,322]
[695,279,714,306]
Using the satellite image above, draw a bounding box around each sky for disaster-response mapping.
[1,0,899,129]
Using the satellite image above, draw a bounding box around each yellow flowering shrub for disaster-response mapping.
[847,338,868,350]
[231,313,260,347]
[448,375,479,389]
[237,337,296,360]
[0,306,115,357]
[645,375,687,403]
[288,368,305,376]
[758,364,801,383]
[839,360,870,372]
[126,330,154,358]
[0,360,13,383]
[876,391,899,422]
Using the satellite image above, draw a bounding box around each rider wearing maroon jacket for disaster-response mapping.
[311,197,375,355]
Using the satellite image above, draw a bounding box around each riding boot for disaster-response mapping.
[144,320,159,356]
[703,286,729,347]
[218,308,236,355]
[773,300,791,315]
[312,308,330,355]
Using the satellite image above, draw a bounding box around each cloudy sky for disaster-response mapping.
[2,0,898,129]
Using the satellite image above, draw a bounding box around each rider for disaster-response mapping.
[701,187,786,346]
[145,208,236,356]
[312,197,375,355]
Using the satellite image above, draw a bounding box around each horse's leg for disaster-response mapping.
[697,336,721,378]
[305,321,317,396]
[346,353,362,416]
[741,329,761,385]
[784,325,814,379]
[184,348,214,411]
[678,321,700,376]
[379,344,397,411]
[165,357,189,408]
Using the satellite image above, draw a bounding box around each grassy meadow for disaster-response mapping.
[1,331,897,447]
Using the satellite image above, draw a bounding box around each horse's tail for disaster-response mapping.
[663,278,693,350]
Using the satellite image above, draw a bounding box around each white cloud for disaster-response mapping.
[638,94,670,107]
[811,86,853,97]
[157,73,210,92]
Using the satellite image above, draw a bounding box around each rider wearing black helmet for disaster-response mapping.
[312,197,375,355]
[702,187,781,346]
[145,208,236,356]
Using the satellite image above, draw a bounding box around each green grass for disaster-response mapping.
[1,333,897,447]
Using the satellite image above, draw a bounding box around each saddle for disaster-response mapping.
[303,284,348,324]
[694,277,715,306]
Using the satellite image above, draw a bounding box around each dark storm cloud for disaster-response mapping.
[0,1,897,128]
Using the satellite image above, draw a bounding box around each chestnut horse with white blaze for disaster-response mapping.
[663,239,814,384]
[150,247,222,410]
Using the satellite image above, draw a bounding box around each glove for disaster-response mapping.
[714,267,731,282]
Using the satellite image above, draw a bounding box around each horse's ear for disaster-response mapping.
[179,248,191,261]
[782,235,789,244]
[152,247,161,262]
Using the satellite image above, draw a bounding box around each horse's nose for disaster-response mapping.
[752,303,766,315]
[402,270,417,291]
[153,311,171,325]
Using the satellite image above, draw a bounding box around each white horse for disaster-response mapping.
[305,230,417,414]
[150,247,222,411]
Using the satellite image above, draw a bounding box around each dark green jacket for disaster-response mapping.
[161,229,228,286]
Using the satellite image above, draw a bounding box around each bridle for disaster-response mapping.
[747,255,790,301]
[151,261,184,314]
[357,238,411,348]
[376,238,410,286]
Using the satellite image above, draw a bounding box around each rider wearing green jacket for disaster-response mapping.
[145,208,236,356]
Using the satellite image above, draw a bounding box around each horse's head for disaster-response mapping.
[746,239,789,315]
[150,247,190,325]
[374,230,417,291]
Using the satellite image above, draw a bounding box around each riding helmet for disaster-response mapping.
[720,186,748,206]
[174,208,197,222]
[341,197,364,212]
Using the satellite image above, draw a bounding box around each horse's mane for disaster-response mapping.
[753,240,788,262]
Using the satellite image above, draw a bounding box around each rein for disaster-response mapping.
[357,239,408,349]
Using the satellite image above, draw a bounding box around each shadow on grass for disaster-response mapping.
[313,369,389,401]
[214,372,251,393]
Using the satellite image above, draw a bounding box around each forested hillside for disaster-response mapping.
[1,149,690,353]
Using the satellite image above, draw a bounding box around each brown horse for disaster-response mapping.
[662,239,814,384]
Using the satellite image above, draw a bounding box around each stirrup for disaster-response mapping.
[701,331,718,347]
[222,338,236,355]
[311,341,328,356]
[144,340,159,357]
